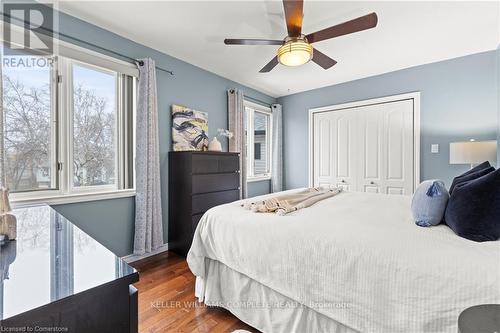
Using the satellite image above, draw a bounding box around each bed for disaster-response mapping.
[186,189,500,332]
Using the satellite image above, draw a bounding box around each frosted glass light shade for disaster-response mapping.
[449,140,497,164]
[277,40,313,67]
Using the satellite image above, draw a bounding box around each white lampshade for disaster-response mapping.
[449,140,497,165]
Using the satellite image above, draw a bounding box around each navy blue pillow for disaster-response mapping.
[445,168,500,242]
[449,161,492,194]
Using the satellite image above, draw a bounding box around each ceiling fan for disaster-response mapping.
[224,0,378,72]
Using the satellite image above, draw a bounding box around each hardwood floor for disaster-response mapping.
[131,251,260,333]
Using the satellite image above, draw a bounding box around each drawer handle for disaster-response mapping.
[370,181,375,185]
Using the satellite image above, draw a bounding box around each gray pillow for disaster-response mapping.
[411,180,450,227]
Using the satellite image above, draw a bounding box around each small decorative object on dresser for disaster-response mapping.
[168,151,240,256]
[208,128,233,152]
[0,188,15,242]
[208,137,222,151]
[171,104,209,151]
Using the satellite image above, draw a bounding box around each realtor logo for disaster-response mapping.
[2,2,54,55]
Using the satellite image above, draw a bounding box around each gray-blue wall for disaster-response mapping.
[247,180,271,197]
[278,51,499,190]
[28,8,276,256]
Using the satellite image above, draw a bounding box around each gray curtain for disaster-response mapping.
[134,58,163,255]
[228,89,247,198]
[271,104,283,192]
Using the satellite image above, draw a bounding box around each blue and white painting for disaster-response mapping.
[171,104,209,151]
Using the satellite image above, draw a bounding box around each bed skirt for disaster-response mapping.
[195,258,358,333]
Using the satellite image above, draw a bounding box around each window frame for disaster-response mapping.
[6,38,137,207]
[244,101,272,183]
[64,58,120,194]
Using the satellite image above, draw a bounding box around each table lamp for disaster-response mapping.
[449,140,497,169]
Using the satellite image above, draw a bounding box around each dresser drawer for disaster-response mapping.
[192,173,239,194]
[192,153,239,174]
[192,190,240,214]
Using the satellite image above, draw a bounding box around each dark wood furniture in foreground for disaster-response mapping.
[458,304,500,333]
[0,205,139,333]
[132,251,259,333]
[168,151,240,256]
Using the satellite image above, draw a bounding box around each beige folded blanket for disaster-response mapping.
[242,187,342,216]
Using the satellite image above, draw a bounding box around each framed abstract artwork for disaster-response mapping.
[171,104,209,151]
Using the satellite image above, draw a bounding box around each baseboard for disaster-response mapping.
[121,243,169,263]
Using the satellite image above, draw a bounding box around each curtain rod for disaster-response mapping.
[1,12,174,76]
[229,89,272,107]
[244,95,272,107]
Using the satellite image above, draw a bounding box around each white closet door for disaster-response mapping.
[381,100,414,195]
[313,113,333,188]
[313,110,357,190]
[313,99,414,195]
[356,100,414,194]
[356,104,384,193]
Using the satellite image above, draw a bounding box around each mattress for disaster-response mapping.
[187,189,500,332]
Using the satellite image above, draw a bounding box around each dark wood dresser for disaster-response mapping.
[168,151,241,256]
[0,205,138,332]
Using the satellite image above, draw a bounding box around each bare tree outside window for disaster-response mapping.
[72,64,117,188]
[2,59,54,192]
[1,57,119,192]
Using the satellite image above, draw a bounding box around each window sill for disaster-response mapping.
[11,189,136,208]
[247,176,271,183]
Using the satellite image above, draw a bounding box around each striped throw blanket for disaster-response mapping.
[242,187,342,216]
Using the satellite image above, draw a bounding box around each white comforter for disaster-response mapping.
[187,189,500,332]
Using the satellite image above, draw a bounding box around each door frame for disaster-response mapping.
[308,92,421,191]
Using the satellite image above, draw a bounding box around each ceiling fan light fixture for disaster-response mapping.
[277,39,313,67]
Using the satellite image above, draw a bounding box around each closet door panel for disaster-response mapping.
[331,110,357,191]
[382,99,414,195]
[313,113,334,188]
[357,105,383,193]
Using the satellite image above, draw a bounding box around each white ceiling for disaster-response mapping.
[57,1,500,97]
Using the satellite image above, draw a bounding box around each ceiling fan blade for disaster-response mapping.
[283,0,303,37]
[306,12,378,44]
[224,39,283,46]
[312,48,337,69]
[259,56,279,73]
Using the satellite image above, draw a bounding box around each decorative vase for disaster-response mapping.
[0,187,14,241]
[208,137,222,152]
[0,214,16,241]
[0,188,11,215]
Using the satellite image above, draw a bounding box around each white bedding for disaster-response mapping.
[187,189,500,332]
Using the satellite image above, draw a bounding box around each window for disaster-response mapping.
[244,101,272,181]
[2,49,56,192]
[2,45,136,204]
[71,63,117,189]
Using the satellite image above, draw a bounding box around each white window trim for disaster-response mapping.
[11,189,136,208]
[4,34,137,205]
[244,101,272,182]
[63,59,122,195]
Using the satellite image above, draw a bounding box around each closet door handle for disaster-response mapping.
[341,179,346,183]
[370,181,375,185]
